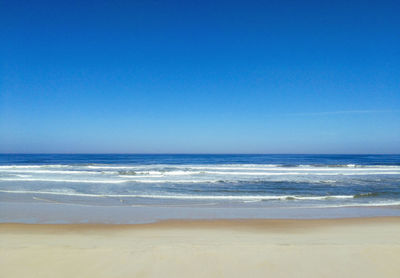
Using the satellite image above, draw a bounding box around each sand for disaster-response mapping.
[1,217,400,278]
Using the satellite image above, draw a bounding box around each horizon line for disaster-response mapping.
[1,153,399,156]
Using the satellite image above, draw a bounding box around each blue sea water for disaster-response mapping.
[1,154,399,210]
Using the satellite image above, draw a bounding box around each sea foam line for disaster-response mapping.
[0,189,354,200]
[0,169,98,174]
[1,170,399,184]
[311,201,400,208]
[0,165,70,169]
[1,163,399,169]
[0,178,128,184]
[1,168,399,176]
[0,177,217,183]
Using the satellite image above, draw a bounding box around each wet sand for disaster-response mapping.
[1,217,400,278]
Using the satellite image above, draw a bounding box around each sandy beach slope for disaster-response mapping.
[1,217,400,278]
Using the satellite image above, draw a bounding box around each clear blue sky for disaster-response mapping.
[1,0,399,154]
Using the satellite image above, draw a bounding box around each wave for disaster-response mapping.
[0,189,355,200]
[0,169,98,174]
[86,164,400,171]
[312,201,400,208]
[117,170,198,176]
[1,164,399,176]
[354,192,382,198]
[115,170,388,177]
[188,171,400,176]
[0,178,129,184]
[1,163,399,169]
[2,189,399,208]
[0,177,221,183]
[1,171,399,184]
[0,165,70,169]
[2,170,399,178]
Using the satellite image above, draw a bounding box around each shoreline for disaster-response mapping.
[1,215,400,228]
[2,201,400,224]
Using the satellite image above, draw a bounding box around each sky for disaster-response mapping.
[0,0,399,154]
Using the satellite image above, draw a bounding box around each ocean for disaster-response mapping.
[1,154,400,223]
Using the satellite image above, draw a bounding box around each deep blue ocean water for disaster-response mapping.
[0,154,399,211]
[1,153,400,166]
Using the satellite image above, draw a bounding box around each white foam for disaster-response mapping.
[198,171,400,176]
[0,165,70,169]
[0,178,129,184]
[2,164,399,178]
[0,177,216,183]
[312,201,400,208]
[0,169,98,174]
[0,189,355,200]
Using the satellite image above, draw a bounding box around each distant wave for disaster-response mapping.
[1,163,399,170]
[0,165,69,169]
[0,178,129,184]
[2,169,400,176]
[0,169,98,174]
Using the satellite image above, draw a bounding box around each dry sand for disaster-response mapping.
[1,217,400,278]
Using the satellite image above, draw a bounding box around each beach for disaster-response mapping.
[1,217,400,278]
[1,155,400,277]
